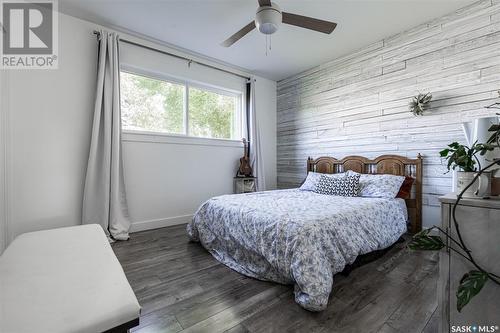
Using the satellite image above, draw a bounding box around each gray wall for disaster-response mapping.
[277,0,500,227]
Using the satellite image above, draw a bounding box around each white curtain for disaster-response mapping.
[249,78,266,191]
[82,31,131,241]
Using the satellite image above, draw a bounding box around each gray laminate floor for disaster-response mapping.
[112,224,439,333]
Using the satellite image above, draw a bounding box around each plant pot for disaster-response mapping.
[456,171,492,198]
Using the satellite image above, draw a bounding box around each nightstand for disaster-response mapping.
[233,177,257,194]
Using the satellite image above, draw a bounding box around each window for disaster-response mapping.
[188,86,240,139]
[120,71,242,140]
[121,72,185,134]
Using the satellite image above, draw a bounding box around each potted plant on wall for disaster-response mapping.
[439,141,495,198]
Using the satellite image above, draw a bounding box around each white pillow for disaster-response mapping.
[299,172,346,191]
[347,171,405,198]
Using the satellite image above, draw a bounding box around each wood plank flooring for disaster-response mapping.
[112,225,439,333]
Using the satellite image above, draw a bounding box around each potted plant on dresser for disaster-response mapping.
[439,141,495,198]
[409,119,500,332]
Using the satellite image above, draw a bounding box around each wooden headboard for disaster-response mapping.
[307,154,423,234]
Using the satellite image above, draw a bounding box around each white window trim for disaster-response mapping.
[120,65,246,146]
[122,130,244,148]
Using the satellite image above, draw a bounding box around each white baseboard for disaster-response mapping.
[129,214,193,233]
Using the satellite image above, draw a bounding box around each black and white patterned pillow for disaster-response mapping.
[314,174,360,197]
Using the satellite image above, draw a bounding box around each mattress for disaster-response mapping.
[187,189,408,311]
[0,224,141,333]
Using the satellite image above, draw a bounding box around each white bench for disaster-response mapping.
[0,224,141,333]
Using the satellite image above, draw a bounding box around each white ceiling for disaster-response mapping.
[59,0,475,81]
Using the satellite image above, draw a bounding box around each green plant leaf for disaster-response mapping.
[456,270,488,312]
[440,149,450,157]
[408,234,445,251]
[416,228,431,236]
[488,124,500,132]
[487,133,497,144]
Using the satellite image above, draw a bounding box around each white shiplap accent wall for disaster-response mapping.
[277,0,500,227]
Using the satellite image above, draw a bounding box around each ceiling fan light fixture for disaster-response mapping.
[255,3,282,35]
[220,0,337,47]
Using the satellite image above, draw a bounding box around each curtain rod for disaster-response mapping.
[93,30,251,81]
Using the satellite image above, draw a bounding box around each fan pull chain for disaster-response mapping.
[264,35,272,56]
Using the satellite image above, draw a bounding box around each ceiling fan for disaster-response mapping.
[221,0,337,47]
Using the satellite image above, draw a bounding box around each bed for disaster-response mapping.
[187,154,422,311]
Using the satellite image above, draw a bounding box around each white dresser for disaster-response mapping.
[439,194,500,332]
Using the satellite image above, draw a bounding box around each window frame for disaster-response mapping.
[120,65,245,144]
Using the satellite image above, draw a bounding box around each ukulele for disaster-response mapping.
[238,138,253,177]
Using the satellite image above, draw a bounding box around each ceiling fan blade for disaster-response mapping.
[282,12,337,34]
[258,0,272,6]
[221,21,256,47]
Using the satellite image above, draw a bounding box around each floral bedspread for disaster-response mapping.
[186,189,407,311]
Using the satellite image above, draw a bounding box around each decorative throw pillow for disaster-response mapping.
[396,176,415,199]
[314,174,360,197]
[299,172,345,191]
[299,172,321,191]
[348,171,405,198]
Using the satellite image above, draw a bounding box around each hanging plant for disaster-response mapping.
[409,92,432,116]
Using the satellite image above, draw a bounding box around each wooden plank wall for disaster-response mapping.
[277,0,500,226]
